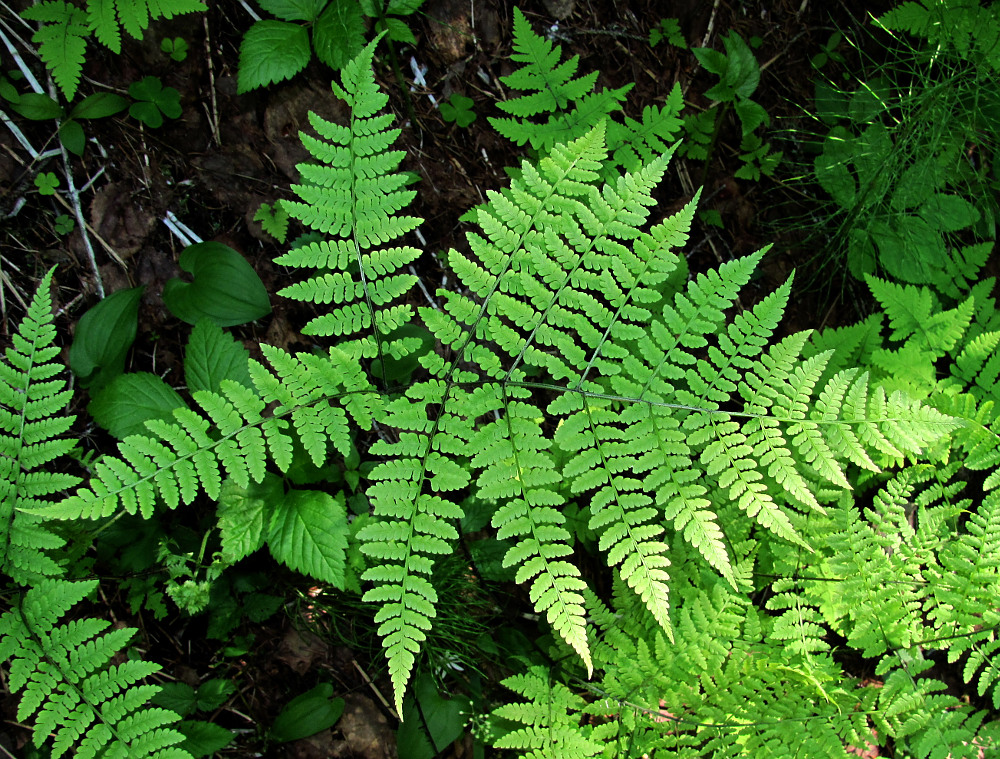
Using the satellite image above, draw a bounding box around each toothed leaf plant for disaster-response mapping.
[3,12,999,759]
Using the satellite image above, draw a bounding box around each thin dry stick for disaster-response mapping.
[352,659,398,721]
[203,16,221,147]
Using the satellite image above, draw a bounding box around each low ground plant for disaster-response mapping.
[0,6,998,759]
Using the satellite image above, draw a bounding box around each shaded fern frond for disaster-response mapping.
[0,268,80,584]
[278,36,422,357]
[20,1,90,100]
[491,7,683,172]
[490,667,602,759]
[85,0,205,53]
[0,579,189,759]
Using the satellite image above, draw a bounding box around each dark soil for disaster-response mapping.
[0,0,912,756]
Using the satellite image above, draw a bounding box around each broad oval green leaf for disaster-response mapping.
[10,92,65,120]
[163,242,271,327]
[70,91,129,119]
[69,285,144,390]
[270,684,345,743]
[237,20,311,93]
[88,372,187,439]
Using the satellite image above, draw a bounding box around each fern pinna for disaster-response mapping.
[43,38,955,722]
[0,270,192,758]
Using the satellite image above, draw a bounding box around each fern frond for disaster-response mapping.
[491,667,602,759]
[0,268,79,584]
[45,346,375,521]
[21,2,89,100]
[490,9,631,153]
[85,0,205,54]
[278,36,421,360]
[0,579,189,759]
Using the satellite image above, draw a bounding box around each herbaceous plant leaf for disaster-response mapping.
[163,242,271,327]
[312,0,366,70]
[268,489,348,587]
[88,372,187,440]
[185,319,253,394]
[257,0,326,21]
[237,20,311,93]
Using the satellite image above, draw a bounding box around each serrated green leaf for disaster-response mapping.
[185,319,253,394]
[88,372,187,439]
[268,489,348,587]
[163,242,271,327]
[258,0,326,21]
[152,683,198,717]
[178,720,235,758]
[311,0,365,70]
[218,475,283,563]
[69,284,144,390]
[919,193,980,232]
[237,20,311,93]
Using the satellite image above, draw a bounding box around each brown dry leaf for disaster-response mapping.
[89,182,159,260]
[276,628,329,675]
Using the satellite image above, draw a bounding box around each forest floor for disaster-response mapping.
[1,0,905,756]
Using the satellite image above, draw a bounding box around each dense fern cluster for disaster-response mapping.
[2,9,999,758]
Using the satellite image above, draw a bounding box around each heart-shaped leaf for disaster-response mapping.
[163,242,271,327]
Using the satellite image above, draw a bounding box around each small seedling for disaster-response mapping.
[440,93,476,127]
[811,31,845,69]
[35,172,59,195]
[161,36,189,62]
[649,17,686,49]
[54,214,74,234]
[254,201,290,242]
[128,76,182,128]
[5,90,127,155]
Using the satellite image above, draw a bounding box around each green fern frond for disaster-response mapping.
[490,667,602,759]
[0,268,80,584]
[85,0,205,54]
[278,36,421,358]
[20,2,89,100]
[491,7,683,169]
[0,579,189,758]
[44,346,375,521]
[490,8,630,152]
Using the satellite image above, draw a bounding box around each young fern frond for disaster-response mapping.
[277,36,421,370]
[492,8,684,176]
